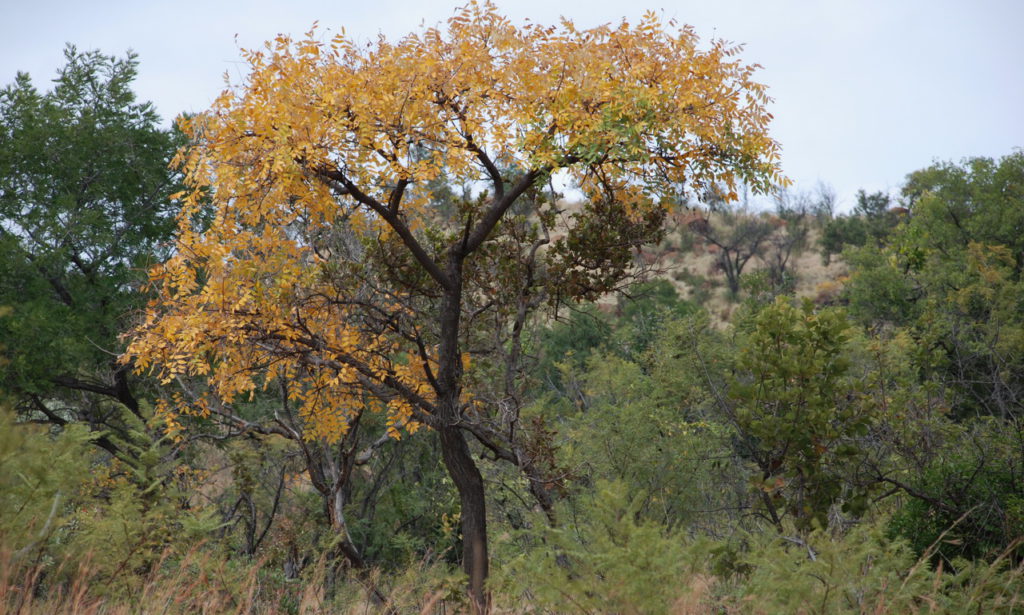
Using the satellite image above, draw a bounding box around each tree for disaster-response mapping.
[714,298,875,530]
[123,4,783,607]
[834,153,1024,563]
[761,188,812,292]
[819,189,901,264]
[900,154,1024,419]
[686,189,777,296]
[845,153,1024,418]
[0,47,181,459]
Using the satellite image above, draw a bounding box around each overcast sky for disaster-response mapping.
[2,0,1021,211]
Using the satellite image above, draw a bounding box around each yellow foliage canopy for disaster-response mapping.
[123,2,784,442]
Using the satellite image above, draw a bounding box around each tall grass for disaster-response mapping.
[2,534,1021,614]
[0,545,465,615]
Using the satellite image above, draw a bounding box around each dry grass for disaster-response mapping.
[0,545,464,615]
[5,540,1022,615]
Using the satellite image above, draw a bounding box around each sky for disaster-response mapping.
[2,0,1022,212]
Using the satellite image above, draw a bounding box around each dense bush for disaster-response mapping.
[888,419,1024,565]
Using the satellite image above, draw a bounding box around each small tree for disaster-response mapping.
[124,4,784,606]
[722,298,874,530]
[687,189,777,296]
[761,188,811,292]
[820,189,901,264]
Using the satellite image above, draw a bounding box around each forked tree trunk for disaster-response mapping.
[326,486,365,569]
[325,482,395,609]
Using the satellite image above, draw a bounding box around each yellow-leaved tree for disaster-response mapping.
[124,3,784,608]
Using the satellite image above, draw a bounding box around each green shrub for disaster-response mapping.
[717,520,1024,614]
[496,480,711,614]
[888,419,1024,565]
[0,406,92,559]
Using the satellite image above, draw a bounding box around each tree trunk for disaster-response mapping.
[326,485,366,569]
[439,424,489,613]
[723,254,741,295]
[435,255,490,611]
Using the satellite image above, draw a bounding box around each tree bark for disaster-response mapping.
[439,424,489,613]
[326,485,365,569]
[435,255,490,612]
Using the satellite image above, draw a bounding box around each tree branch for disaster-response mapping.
[461,168,548,256]
[467,139,504,200]
[434,93,504,199]
[312,166,452,291]
[251,331,440,428]
[388,178,409,214]
[27,394,123,457]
